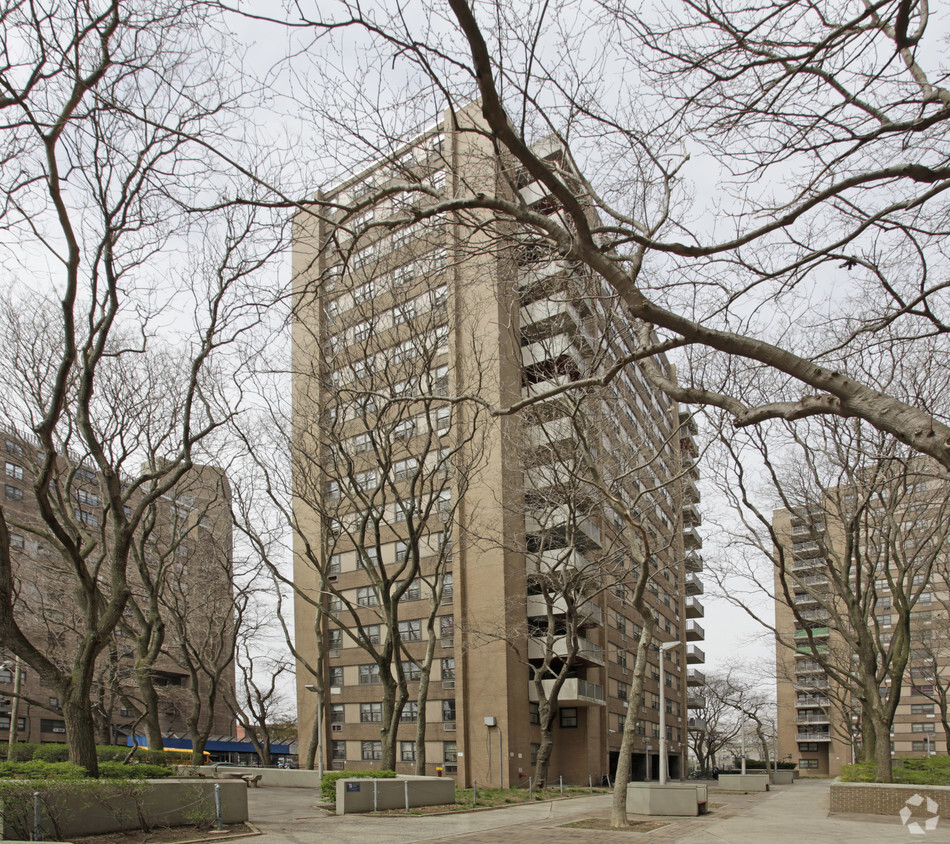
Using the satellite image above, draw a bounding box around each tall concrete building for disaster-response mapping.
[774,467,949,776]
[0,420,235,749]
[292,104,705,785]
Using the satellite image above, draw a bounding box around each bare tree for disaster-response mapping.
[686,675,744,776]
[710,417,950,781]
[0,2,279,775]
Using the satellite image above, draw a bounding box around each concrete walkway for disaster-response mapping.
[242,778,950,843]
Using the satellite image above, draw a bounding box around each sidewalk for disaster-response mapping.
[243,778,950,843]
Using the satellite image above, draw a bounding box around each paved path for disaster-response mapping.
[242,778,950,843]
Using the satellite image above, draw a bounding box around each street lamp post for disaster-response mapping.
[658,641,678,785]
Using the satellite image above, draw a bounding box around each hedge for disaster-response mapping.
[841,756,950,785]
[320,770,396,802]
[0,760,170,780]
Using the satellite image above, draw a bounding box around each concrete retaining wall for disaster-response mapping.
[175,764,323,789]
[0,779,247,840]
[335,776,455,814]
[769,770,795,785]
[830,782,950,818]
[626,782,707,816]
[716,773,770,792]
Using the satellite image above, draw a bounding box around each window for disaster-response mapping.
[436,406,450,434]
[48,696,60,708]
[328,554,342,574]
[330,704,344,723]
[360,702,382,722]
[393,419,414,440]
[399,579,422,602]
[9,533,24,550]
[393,301,415,326]
[912,722,936,733]
[327,594,343,612]
[442,572,454,601]
[76,488,98,506]
[358,664,381,685]
[559,707,578,728]
[530,743,540,766]
[327,629,343,650]
[439,615,454,638]
[357,586,379,607]
[617,650,628,669]
[41,719,66,734]
[393,458,418,483]
[5,440,22,456]
[353,280,376,304]
[75,508,99,527]
[329,667,344,687]
[799,759,819,769]
[798,742,819,752]
[618,714,626,732]
[912,704,935,715]
[361,741,383,761]
[5,462,23,480]
[332,741,346,761]
[617,681,628,701]
[354,432,372,453]
[361,624,381,645]
[4,485,22,502]
[400,741,416,762]
[401,660,422,681]
[353,321,372,344]
[355,469,377,490]
[443,741,457,763]
[326,480,340,500]
[401,702,419,723]
[441,658,455,680]
[398,619,422,641]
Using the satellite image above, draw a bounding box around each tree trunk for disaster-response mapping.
[534,721,555,789]
[413,629,437,775]
[379,674,401,771]
[139,677,165,753]
[304,711,319,770]
[62,689,100,777]
[870,715,893,782]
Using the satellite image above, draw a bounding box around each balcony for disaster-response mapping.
[686,644,705,664]
[521,334,585,371]
[682,502,701,527]
[526,416,576,450]
[683,481,700,504]
[528,634,605,666]
[687,668,706,687]
[796,695,830,708]
[795,732,832,743]
[685,596,704,618]
[687,694,707,710]
[685,552,704,573]
[792,541,821,557]
[792,557,824,571]
[678,407,699,436]
[682,459,700,482]
[526,548,596,577]
[793,677,830,691]
[526,594,603,629]
[527,677,606,706]
[792,593,819,607]
[520,297,582,338]
[795,713,831,725]
[525,462,577,491]
[525,507,601,551]
[685,573,704,596]
[794,627,829,640]
[685,620,705,642]
[682,526,703,550]
[522,372,576,400]
[687,717,707,732]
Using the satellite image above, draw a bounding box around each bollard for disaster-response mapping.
[589,774,593,793]
[374,778,379,813]
[404,779,410,813]
[559,774,563,796]
[33,790,42,841]
[473,779,477,808]
[606,773,611,789]
[529,776,533,801]
[214,782,223,831]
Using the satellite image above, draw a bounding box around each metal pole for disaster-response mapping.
[33,790,42,841]
[9,657,21,757]
[659,647,668,785]
[316,687,324,782]
[773,728,778,773]
[498,728,503,789]
[374,778,378,812]
[589,773,592,793]
[473,779,477,808]
[529,776,533,801]
[214,783,223,831]
[740,725,747,774]
[404,779,410,813]
[559,774,563,795]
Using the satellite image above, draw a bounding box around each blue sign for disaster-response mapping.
[345,782,361,792]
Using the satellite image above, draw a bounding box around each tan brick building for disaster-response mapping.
[0,421,235,748]
[292,104,705,786]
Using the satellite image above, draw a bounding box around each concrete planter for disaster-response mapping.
[175,765,323,789]
[335,776,455,814]
[0,779,247,840]
[626,782,708,816]
[830,781,950,819]
[769,770,795,785]
[716,773,770,792]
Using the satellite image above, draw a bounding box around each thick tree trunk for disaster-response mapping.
[304,712,319,770]
[870,714,893,782]
[413,631,437,775]
[62,690,100,777]
[534,715,556,789]
[380,674,401,771]
[139,677,165,753]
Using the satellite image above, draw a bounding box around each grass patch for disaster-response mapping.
[561,818,669,832]
[840,756,950,785]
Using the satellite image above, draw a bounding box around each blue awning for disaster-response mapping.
[128,735,292,755]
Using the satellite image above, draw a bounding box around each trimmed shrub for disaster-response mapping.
[98,761,171,779]
[840,756,950,785]
[1,743,37,762]
[96,744,134,762]
[33,744,70,763]
[320,769,396,802]
[0,760,87,780]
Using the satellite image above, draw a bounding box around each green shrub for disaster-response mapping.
[33,744,70,763]
[0,760,87,780]
[96,744,133,762]
[1,743,37,762]
[840,756,950,785]
[320,769,396,802]
[97,761,170,779]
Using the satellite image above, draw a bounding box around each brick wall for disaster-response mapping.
[830,782,950,819]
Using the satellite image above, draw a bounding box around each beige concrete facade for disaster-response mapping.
[292,104,705,786]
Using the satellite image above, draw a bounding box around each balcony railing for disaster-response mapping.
[685,619,705,641]
[685,573,704,596]
[685,596,704,618]
[687,668,706,686]
[686,644,705,664]
[795,732,832,742]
